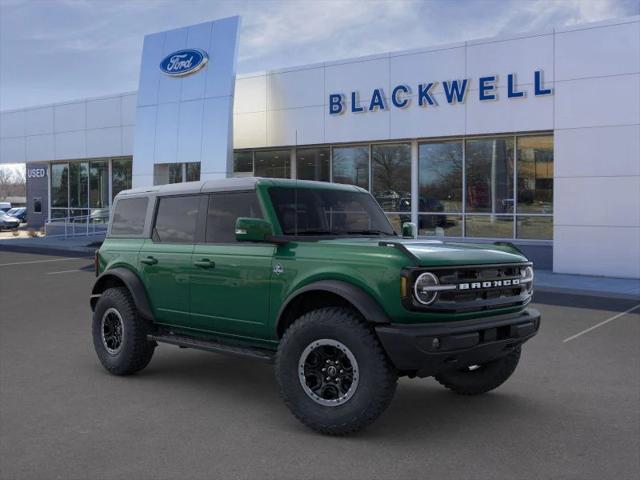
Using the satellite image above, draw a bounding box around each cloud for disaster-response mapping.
[0,0,637,110]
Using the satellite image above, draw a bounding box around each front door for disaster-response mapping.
[139,194,203,328]
[189,191,275,340]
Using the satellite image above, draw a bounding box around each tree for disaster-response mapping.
[0,166,26,200]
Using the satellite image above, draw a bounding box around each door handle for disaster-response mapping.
[140,256,158,265]
[193,259,215,269]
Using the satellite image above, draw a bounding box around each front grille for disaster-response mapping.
[406,263,533,313]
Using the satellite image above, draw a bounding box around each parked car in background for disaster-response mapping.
[6,207,26,223]
[0,211,20,230]
[0,202,12,213]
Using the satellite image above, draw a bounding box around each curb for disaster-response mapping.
[534,286,640,302]
[0,244,94,258]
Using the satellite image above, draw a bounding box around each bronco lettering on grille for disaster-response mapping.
[458,278,520,290]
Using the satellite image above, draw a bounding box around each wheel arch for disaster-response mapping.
[90,267,154,322]
[275,280,391,338]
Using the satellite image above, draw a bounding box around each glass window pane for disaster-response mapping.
[385,214,404,234]
[372,144,411,212]
[234,151,253,173]
[517,215,552,240]
[89,161,109,209]
[33,198,42,214]
[466,137,514,214]
[112,157,132,199]
[465,215,513,238]
[186,162,201,182]
[517,135,553,214]
[69,162,89,208]
[419,141,462,213]
[153,195,200,243]
[51,209,67,219]
[205,192,263,243]
[154,163,183,185]
[332,146,369,189]
[51,163,69,208]
[254,150,290,178]
[419,214,463,237]
[111,197,148,235]
[296,147,330,181]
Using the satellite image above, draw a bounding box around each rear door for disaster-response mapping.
[189,191,275,339]
[138,194,204,328]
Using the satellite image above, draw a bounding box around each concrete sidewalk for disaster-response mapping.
[0,234,103,256]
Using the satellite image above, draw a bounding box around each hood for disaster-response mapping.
[317,237,528,267]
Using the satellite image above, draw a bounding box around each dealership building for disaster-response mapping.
[0,15,639,278]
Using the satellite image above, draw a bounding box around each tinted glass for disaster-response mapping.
[254,150,290,178]
[111,197,148,236]
[419,214,463,237]
[234,151,253,173]
[269,187,395,236]
[419,141,463,213]
[466,138,514,213]
[154,163,183,185]
[517,135,553,214]
[296,148,330,181]
[372,144,411,212]
[33,198,42,214]
[332,146,369,189]
[112,157,132,199]
[465,215,513,238]
[517,215,552,240]
[69,162,89,208]
[89,161,109,208]
[205,192,263,243]
[186,162,201,182]
[51,163,69,208]
[153,195,200,243]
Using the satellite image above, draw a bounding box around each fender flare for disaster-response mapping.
[90,267,154,321]
[276,279,391,335]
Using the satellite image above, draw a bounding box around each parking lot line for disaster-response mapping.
[0,257,86,267]
[563,303,640,343]
[47,269,88,275]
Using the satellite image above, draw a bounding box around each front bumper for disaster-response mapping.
[375,308,541,377]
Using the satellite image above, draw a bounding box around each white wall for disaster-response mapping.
[0,92,136,163]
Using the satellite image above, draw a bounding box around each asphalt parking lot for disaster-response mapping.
[0,251,638,480]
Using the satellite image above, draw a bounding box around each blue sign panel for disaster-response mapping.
[159,49,209,77]
[329,70,553,115]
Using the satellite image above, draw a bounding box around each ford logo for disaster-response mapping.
[159,49,209,77]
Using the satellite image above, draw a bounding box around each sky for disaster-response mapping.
[1,0,639,112]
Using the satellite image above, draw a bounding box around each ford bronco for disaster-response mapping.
[91,178,540,435]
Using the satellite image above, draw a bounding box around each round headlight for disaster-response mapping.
[414,272,440,305]
[521,266,534,282]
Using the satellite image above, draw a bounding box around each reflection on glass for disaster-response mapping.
[332,146,369,189]
[69,162,89,208]
[153,163,183,185]
[465,215,513,238]
[296,148,330,182]
[234,151,253,173]
[385,214,404,234]
[372,144,411,212]
[254,150,290,178]
[466,137,514,214]
[51,163,69,208]
[419,141,462,213]
[517,136,553,214]
[89,161,109,209]
[517,215,552,240]
[418,215,463,237]
[51,209,67,219]
[112,157,132,199]
[186,162,201,182]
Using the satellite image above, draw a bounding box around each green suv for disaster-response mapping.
[91,178,540,435]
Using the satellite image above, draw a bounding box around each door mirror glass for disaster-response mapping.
[402,222,417,239]
[235,217,274,242]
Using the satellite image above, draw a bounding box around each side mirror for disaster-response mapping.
[235,217,274,242]
[402,222,417,239]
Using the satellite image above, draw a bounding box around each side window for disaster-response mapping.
[111,197,148,235]
[33,197,42,214]
[153,195,201,243]
[205,191,263,243]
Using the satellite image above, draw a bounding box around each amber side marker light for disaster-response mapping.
[400,276,408,298]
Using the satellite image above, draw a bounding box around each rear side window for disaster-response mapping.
[153,195,201,243]
[111,197,148,235]
[205,192,262,243]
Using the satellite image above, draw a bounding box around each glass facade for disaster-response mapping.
[112,157,132,199]
[254,150,290,178]
[231,133,553,241]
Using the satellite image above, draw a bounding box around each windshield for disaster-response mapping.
[268,186,396,237]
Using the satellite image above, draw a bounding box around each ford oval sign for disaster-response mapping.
[159,49,209,77]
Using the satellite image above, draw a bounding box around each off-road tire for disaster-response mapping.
[92,287,155,375]
[275,307,398,435]
[435,347,521,395]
